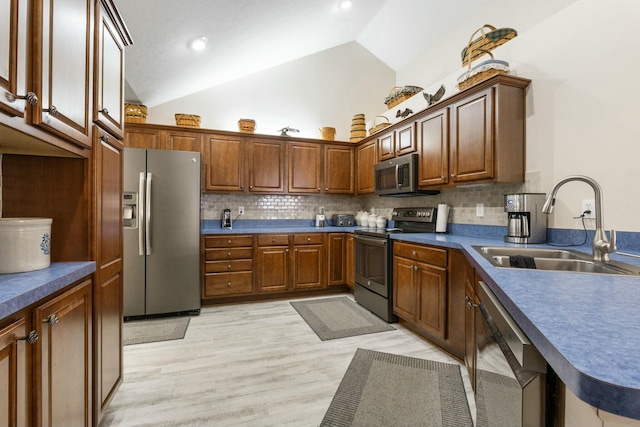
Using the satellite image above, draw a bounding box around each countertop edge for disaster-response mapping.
[0,262,97,319]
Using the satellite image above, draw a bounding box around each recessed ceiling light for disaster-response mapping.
[188,36,207,51]
[340,0,352,10]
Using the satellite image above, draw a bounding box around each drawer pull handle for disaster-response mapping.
[18,330,38,345]
[5,91,38,105]
[43,314,59,325]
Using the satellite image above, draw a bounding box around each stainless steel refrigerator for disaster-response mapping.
[123,148,201,317]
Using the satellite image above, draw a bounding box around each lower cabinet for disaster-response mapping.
[203,235,255,298]
[202,232,347,302]
[345,234,355,289]
[0,278,93,426]
[392,241,465,360]
[463,255,478,391]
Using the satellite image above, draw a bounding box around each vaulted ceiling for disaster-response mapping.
[114,0,485,107]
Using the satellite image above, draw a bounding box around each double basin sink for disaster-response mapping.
[474,246,640,275]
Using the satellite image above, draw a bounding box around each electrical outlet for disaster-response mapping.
[476,203,484,217]
[238,206,245,216]
[581,199,595,219]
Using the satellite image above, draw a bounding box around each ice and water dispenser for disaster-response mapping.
[504,193,547,244]
[123,192,138,228]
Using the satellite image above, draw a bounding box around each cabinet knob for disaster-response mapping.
[307,237,311,242]
[412,250,417,256]
[249,185,253,190]
[227,281,231,287]
[317,188,320,192]
[325,187,328,191]
[100,133,109,142]
[441,176,446,180]
[227,252,232,257]
[5,91,38,105]
[450,173,455,178]
[227,240,232,244]
[227,264,232,269]
[43,314,59,325]
[240,185,244,190]
[413,265,419,271]
[286,249,289,253]
[272,238,276,242]
[465,295,478,308]
[295,248,298,252]
[43,105,59,116]
[99,107,109,115]
[18,330,38,345]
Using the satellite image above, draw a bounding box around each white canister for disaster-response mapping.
[367,214,377,228]
[376,217,387,229]
[0,218,52,274]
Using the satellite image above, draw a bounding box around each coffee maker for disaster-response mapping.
[504,193,547,244]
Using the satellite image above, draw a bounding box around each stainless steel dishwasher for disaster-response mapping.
[475,281,548,427]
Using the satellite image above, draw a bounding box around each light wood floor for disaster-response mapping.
[100,294,476,427]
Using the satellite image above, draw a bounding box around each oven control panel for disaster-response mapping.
[391,207,437,223]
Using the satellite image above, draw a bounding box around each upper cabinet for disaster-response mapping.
[356,139,376,195]
[287,142,354,194]
[417,108,449,187]
[30,0,95,148]
[377,122,416,162]
[94,0,132,140]
[324,144,354,194]
[0,0,29,117]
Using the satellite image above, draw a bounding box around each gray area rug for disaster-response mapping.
[321,349,473,427]
[290,297,395,341]
[124,317,190,346]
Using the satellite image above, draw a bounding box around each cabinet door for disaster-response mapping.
[324,145,354,194]
[167,130,202,153]
[124,125,167,149]
[396,123,416,156]
[377,131,394,161]
[416,261,448,341]
[34,279,92,427]
[356,140,376,194]
[94,0,130,140]
[327,233,346,286]
[450,87,493,183]
[0,317,31,427]
[256,246,290,293]
[0,0,29,117]
[418,109,449,187]
[288,142,321,194]
[464,260,477,391]
[246,139,285,193]
[31,0,94,148]
[204,134,244,192]
[293,245,324,290]
[93,130,123,424]
[393,256,417,321]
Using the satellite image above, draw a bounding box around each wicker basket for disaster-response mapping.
[175,114,201,128]
[384,86,423,110]
[369,115,392,136]
[457,49,509,91]
[238,119,256,134]
[461,24,517,66]
[124,103,147,123]
[319,127,336,141]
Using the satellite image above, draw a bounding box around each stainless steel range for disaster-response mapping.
[354,207,437,322]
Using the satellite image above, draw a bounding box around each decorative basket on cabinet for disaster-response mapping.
[457,49,509,90]
[369,115,392,136]
[461,24,517,66]
[124,103,147,123]
[384,86,423,110]
[175,114,201,128]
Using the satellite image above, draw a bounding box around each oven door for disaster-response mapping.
[354,234,388,298]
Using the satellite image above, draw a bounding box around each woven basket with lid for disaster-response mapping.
[175,114,201,128]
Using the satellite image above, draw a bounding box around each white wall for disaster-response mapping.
[151,0,640,234]
[148,42,395,141]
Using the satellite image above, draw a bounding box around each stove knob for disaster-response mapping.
[417,211,424,217]
[425,211,431,217]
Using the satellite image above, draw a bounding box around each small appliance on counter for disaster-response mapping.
[332,214,355,227]
[315,207,325,227]
[222,208,232,229]
[504,193,547,243]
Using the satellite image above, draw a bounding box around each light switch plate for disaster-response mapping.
[476,203,484,217]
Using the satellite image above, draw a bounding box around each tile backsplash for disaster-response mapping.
[202,171,542,226]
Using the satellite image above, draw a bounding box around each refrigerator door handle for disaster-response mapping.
[138,172,145,256]
[145,172,152,255]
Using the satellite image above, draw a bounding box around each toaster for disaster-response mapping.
[332,214,355,227]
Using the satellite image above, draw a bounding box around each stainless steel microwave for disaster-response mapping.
[374,153,439,196]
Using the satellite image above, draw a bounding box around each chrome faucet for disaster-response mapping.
[542,175,616,261]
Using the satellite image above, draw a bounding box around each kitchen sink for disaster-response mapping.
[474,246,640,275]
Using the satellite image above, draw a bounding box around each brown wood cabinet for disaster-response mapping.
[0,0,28,118]
[256,234,290,293]
[293,234,325,290]
[463,254,478,391]
[324,145,354,194]
[356,139,377,194]
[327,233,346,286]
[203,235,254,298]
[345,234,355,289]
[0,316,31,426]
[166,129,203,152]
[417,108,449,187]
[34,279,93,427]
[377,122,416,161]
[392,241,466,360]
[288,142,321,194]
[246,138,286,193]
[124,125,167,149]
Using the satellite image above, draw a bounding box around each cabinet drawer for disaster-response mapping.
[205,259,253,273]
[394,242,447,267]
[205,248,253,261]
[293,234,323,245]
[204,272,253,296]
[204,235,253,248]
[257,234,289,246]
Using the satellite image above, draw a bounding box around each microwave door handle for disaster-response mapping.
[395,164,401,188]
